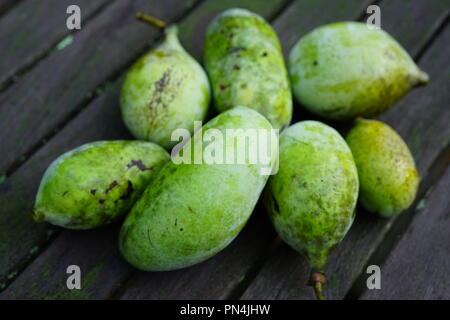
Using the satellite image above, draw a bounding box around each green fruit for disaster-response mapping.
[346,118,419,217]
[121,13,210,149]
[204,8,292,130]
[34,141,170,230]
[288,22,429,120]
[264,121,359,299]
[119,106,277,271]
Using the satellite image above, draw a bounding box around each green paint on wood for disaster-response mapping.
[55,35,73,51]
[416,198,426,211]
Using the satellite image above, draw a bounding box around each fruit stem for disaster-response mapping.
[136,12,167,29]
[313,282,326,300]
[416,70,430,86]
[309,272,326,300]
[33,210,44,223]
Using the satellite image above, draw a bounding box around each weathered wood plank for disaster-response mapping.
[0,0,290,298]
[0,225,132,300]
[0,0,18,16]
[360,166,450,300]
[241,0,450,300]
[0,0,113,91]
[0,1,370,299]
[0,0,200,175]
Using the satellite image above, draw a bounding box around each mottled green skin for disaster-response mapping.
[264,121,359,271]
[119,106,277,271]
[121,26,210,149]
[204,8,292,130]
[288,22,429,120]
[346,119,419,217]
[34,141,170,230]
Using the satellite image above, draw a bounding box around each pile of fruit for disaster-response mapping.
[33,9,426,300]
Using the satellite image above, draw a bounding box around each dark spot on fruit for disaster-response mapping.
[120,180,134,200]
[219,84,229,91]
[105,180,118,193]
[262,52,268,57]
[127,160,152,171]
[180,228,184,231]
[90,189,96,195]
[229,47,245,54]
[154,71,170,93]
[233,65,240,70]
[313,60,318,66]
[99,199,105,204]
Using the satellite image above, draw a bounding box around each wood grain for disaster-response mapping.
[360,166,450,300]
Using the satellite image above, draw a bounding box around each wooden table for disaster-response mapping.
[0,0,448,300]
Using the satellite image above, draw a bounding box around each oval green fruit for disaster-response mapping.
[121,24,210,149]
[119,106,278,271]
[289,22,429,120]
[346,118,419,217]
[264,121,359,298]
[204,8,292,130]
[34,141,170,230]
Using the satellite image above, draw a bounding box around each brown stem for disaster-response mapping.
[135,12,167,29]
